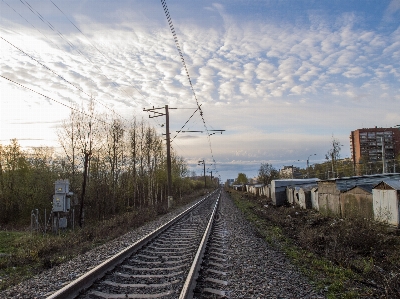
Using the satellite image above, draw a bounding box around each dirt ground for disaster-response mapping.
[228,189,400,298]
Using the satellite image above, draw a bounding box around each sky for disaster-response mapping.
[1,0,400,182]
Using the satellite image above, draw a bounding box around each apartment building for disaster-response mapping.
[350,127,400,173]
[279,165,302,179]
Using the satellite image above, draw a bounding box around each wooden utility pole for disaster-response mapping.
[203,162,206,188]
[198,159,206,188]
[79,150,91,227]
[143,105,175,209]
[165,105,172,200]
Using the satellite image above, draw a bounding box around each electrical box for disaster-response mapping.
[54,179,70,194]
[59,217,67,228]
[52,179,73,232]
[53,194,71,212]
[53,194,65,212]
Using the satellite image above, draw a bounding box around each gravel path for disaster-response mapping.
[1,190,325,298]
[219,189,325,298]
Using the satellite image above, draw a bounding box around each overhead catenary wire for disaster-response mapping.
[0,36,127,121]
[171,106,200,142]
[3,0,220,177]
[160,0,206,122]
[161,0,219,174]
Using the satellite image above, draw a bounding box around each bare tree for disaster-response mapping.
[58,101,101,227]
[106,117,125,213]
[58,106,79,189]
[128,119,138,208]
[325,137,342,178]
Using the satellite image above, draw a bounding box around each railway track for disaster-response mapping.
[46,189,222,299]
[193,206,230,298]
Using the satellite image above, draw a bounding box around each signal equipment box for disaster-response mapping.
[53,180,73,213]
[55,179,70,194]
[53,194,70,212]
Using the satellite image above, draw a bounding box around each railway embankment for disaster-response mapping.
[228,188,400,298]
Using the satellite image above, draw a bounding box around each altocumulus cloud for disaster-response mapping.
[1,0,400,181]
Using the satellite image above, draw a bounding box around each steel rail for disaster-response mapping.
[179,190,221,299]
[46,190,218,299]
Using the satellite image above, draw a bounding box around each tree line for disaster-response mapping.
[233,135,400,185]
[0,104,205,226]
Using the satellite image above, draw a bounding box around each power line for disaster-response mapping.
[1,36,127,121]
[0,75,108,125]
[15,0,150,113]
[49,0,109,62]
[48,0,150,102]
[2,1,131,117]
[3,0,165,129]
[19,0,92,64]
[48,0,164,110]
[1,0,61,50]
[41,0,165,128]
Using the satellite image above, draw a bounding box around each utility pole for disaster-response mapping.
[204,163,206,188]
[382,136,386,173]
[198,159,206,188]
[307,154,316,178]
[165,105,172,200]
[143,105,176,209]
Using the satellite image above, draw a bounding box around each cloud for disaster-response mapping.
[11,120,61,124]
[2,1,400,181]
[343,66,369,78]
[384,0,400,22]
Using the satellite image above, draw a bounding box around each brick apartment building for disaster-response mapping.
[350,127,400,173]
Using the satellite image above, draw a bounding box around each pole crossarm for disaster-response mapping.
[143,106,177,118]
[177,130,225,134]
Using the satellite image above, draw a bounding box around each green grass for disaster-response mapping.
[0,231,45,290]
[0,231,26,254]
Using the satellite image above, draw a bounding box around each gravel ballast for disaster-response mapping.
[219,189,324,298]
[1,190,324,298]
